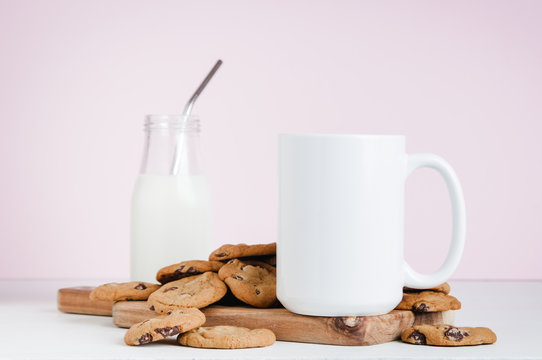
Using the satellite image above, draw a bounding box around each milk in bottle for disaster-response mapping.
[130,115,212,282]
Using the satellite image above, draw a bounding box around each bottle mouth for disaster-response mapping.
[144,114,200,131]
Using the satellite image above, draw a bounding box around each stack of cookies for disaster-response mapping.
[394,283,497,346]
[211,243,277,308]
[89,243,278,349]
[395,283,461,313]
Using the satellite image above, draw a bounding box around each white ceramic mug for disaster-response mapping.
[277,134,466,316]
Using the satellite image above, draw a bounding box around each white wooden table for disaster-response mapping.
[0,280,540,359]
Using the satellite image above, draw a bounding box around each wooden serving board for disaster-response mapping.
[58,287,454,346]
[58,287,114,316]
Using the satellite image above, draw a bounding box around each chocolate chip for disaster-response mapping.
[167,310,172,315]
[413,303,429,312]
[125,297,133,301]
[232,275,244,280]
[227,259,235,264]
[255,289,261,295]
[186,266,198,274]
[445,327,469,342]
[216,252,227,257]
[160,275,176,283]
[154,326,180,337]
[408,330,426,345]
[138,333,153,344]
[149,305,155,311]
[134,283,147,290]
[176,265,186,273]
[164,286,178,293]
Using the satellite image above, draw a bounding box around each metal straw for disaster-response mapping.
[170,60,222,175]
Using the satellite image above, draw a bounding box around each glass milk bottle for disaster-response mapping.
[130,115,213,282]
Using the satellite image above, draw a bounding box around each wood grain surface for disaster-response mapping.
[58,287,454,346]
[57,287,114,316]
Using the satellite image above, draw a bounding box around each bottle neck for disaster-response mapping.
[139,115,203,176]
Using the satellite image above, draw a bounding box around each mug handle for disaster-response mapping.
[403,153,466,288]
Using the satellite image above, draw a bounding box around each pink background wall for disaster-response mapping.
[1,0,541,280]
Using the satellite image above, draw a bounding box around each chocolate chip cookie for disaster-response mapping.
[403,283,451,295]
[218,259,276,308]
[395,291,461,312]
[177,326,276,349]
[147,272,227,313]
[89,282,160,302]
[402,324,497,346]
[156,260,224,284]
[124,308,205,345]
[209,243,276,261]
